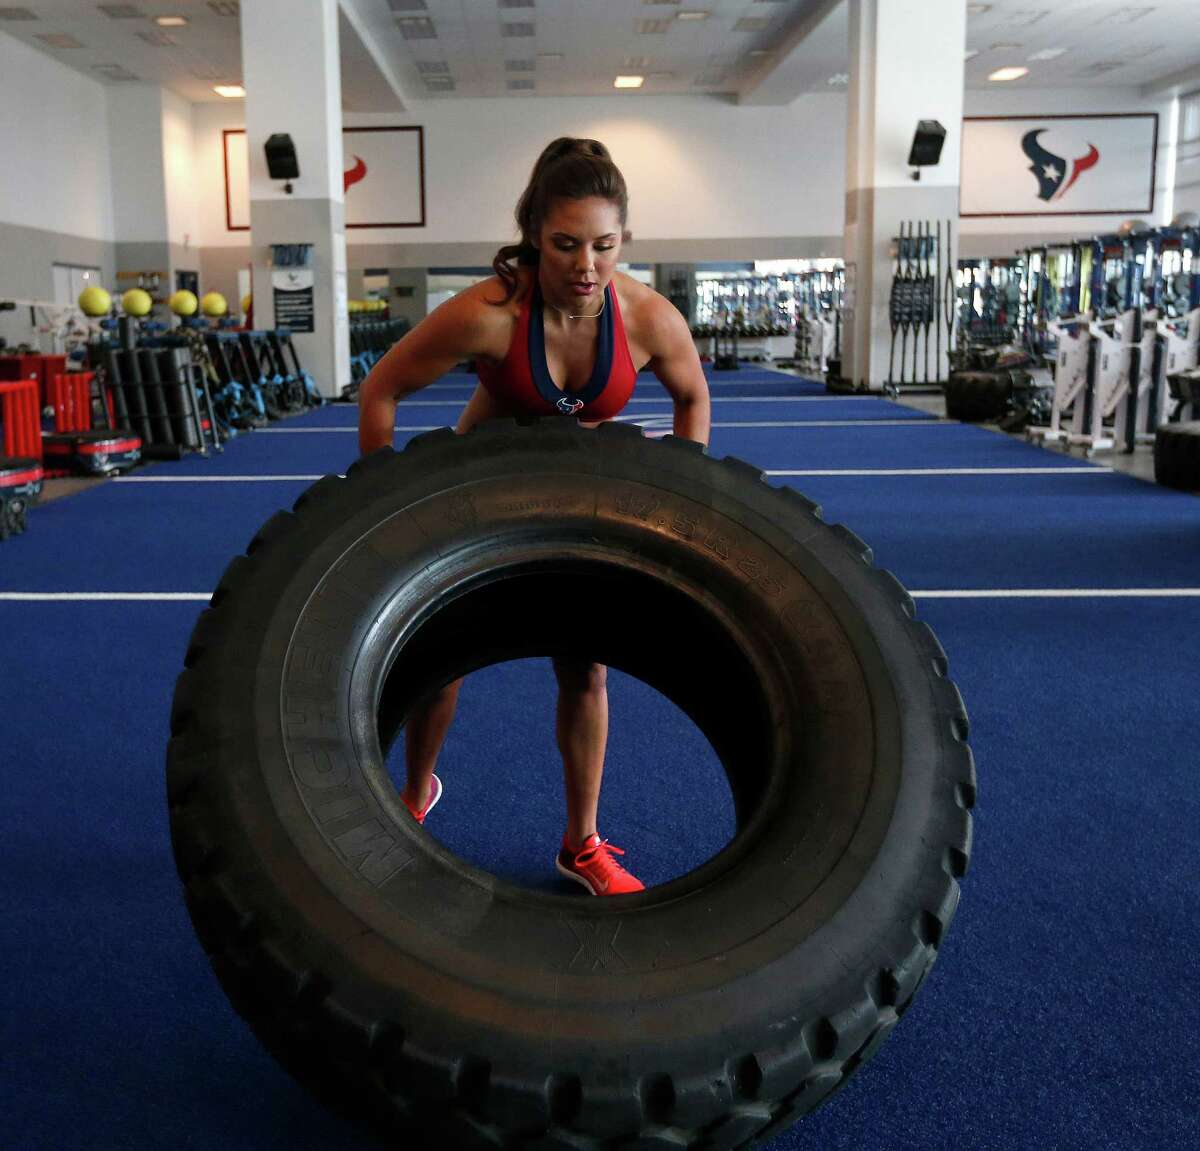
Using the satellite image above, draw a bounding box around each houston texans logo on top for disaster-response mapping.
[1020,129,1100,203]
[344,155,367,193]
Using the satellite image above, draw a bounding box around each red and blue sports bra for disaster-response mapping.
[476,280,638,421]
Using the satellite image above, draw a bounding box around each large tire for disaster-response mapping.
[943,371,1011,422]
[167,420,975,1149]
[1154,421,1200,491]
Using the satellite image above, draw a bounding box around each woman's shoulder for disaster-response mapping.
[428,275,526,363]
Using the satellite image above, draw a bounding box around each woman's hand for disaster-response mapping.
[357,289,498,457]
[643,297,712,446]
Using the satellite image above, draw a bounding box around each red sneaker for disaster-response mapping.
[402,774,443,825]
[556,833,645,896]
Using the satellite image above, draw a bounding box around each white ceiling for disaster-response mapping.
[1,0,1198,109]
[962,0,1200,92]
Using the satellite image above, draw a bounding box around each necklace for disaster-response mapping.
[543,289,606,321]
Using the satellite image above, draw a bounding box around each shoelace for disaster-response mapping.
[572,838,631,879]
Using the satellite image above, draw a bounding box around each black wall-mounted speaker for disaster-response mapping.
[264,133,300,180]
[908,120,946,167]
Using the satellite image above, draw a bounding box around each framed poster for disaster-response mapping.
[960,114,1158,218]
[223,126,425,231]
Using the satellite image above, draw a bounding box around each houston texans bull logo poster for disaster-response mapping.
[960,114,1157,217]
[1020,129,1100,203]
[223,126,425,230]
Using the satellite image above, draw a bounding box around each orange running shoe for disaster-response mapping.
[556,833,645,896]
[402,774,443,825]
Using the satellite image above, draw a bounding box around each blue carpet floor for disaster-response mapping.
[2,364,1197,1150]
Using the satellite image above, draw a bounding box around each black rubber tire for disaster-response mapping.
[167,419,975,1150]
[1154,421,1200,491]
[943,371,1012,422]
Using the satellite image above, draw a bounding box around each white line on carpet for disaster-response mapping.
[5,587,1199,603]
[105,466,1103,483]
[767,466,1108,476]
[114,474,324,482]
[335,396,887,406]
[910,589,1200,599]
[0,592,212,602]
[258,418,944,433]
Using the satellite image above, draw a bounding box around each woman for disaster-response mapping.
[358,137,711,896]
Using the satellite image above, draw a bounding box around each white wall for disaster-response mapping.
[960,85,1175,240]
[189,94,848,250]
[187,85,1181,259]
[106,85,169,242]
[0,32,113,241]
[162,88,199,248]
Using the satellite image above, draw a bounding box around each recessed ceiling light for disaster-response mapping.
[990,42,1021,50]
[677,10,710,20]
[965,48,979,60]
[826,73,848,85]
[967,3,991,13]
[1027,47,1065,61]
[615,75,645,89]
[156,15,187,26]
[988,66,1028,82]
[213,84,245,97]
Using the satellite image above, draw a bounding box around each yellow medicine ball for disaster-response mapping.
[78,286,112,317]
[200,291,228,318]
[121,288,153,317]
[169,290,198,317]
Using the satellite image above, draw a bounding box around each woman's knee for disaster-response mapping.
[552,659,607,696]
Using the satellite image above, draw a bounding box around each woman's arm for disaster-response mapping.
[358,291,496,456]
[642,297,712,446]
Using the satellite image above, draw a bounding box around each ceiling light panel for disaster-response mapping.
[95,63,140,80]
[416,60,449,73]
[636,18,672,32]
[501,22,535,37]
[0,7,38,19]
[498,0,535,8]
[424,77,455,91]
[1027,48,1065,61]
[677,10,710,20]
[36,33,84,48]
[137,30,178,46]
[155,15,188,26]
[397,16,437,39]
[98,4,143,17]
[733,17,769,31]
[388,0,427,9]
[1112,7,1155,22]
[996,10,1049,25]
[207,1,238,15]
[988,65,1028,81]
[505,59,535,71]
[507,78,535,90]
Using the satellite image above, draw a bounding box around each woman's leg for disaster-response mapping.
[400,388,513,813]
[552,658,608,850]
[402,679,462,811]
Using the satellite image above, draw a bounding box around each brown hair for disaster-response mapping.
[490,137,629,304]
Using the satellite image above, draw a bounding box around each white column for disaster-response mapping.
[241,0,349,396]
[843,0,966,390]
